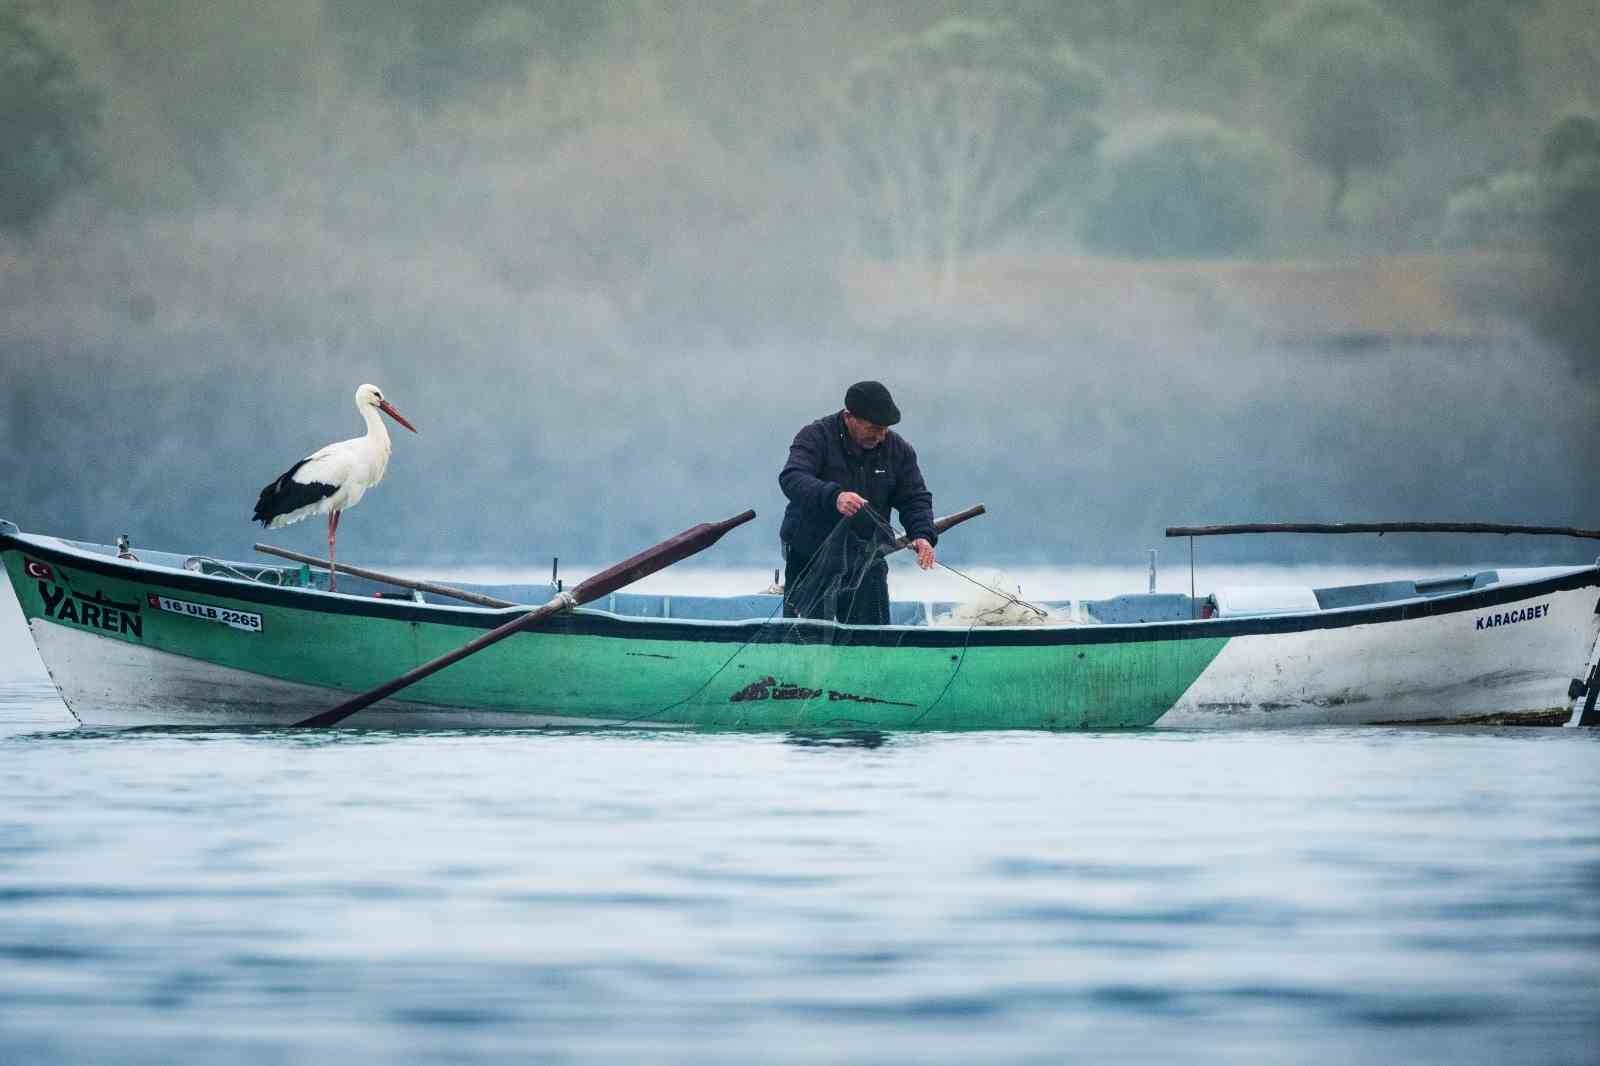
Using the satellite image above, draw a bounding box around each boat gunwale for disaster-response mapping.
[4,528,1598,650]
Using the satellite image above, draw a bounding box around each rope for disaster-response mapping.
[932,559,1049,619]
[617,518,848,727]
[187,556,286,585]
[901,615,976,727]
[857,506,1048,619]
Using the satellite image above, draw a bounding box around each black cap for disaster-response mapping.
[844,381,901,426]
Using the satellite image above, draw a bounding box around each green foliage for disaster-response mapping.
[1536,112,1600,360]
[1258,0,1444,227]
[1386,0,1534,113]
[1439,109,1600,362]
[1082,116,1273,258]
[1538,111,1600,266]
[827,17,1103,284]
[77,0,326,199]
[330,0,610,105]
[1541,112,1600,173]
[0,7,99,232]
[1004,0,1269,48]
[1442,170,1542,247]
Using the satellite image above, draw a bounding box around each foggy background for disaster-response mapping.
[2,0,1597,570]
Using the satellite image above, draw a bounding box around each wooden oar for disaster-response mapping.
[254,543,516,608]
[292,509,757,729]
[890,504,985,551]
[1166,521,1600,540]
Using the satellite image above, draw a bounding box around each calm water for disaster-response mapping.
[2,572,1598,1064]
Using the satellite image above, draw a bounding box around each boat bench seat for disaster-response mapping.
[1082,593,1200,623]
[596,593,933,625]
[599,592,784,621]
[1313,571,1499,610]
[1212,586,1321,617]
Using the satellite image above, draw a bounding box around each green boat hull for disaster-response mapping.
[2,535,1226,729]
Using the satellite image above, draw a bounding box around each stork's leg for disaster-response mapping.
[328,510,341,591]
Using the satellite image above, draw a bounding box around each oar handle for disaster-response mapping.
[890,504,986,551]
[1166,521,1600,540]
[293,509,757,728]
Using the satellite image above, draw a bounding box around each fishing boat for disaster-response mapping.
[3,516,1598,730]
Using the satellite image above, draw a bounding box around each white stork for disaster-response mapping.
[252,383,417,591]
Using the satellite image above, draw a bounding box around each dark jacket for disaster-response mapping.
[779,411,937,560]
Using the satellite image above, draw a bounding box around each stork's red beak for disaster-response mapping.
[378,400,417,433]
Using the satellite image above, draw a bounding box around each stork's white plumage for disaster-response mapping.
[252,384,417,591]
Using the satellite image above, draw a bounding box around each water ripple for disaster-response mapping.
[2,682,1598,1064]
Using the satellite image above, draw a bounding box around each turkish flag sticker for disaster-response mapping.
[24,559,52,581]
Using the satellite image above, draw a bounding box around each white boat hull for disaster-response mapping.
[1160,576,1599,726]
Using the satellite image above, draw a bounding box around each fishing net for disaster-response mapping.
[776,508,1090,632]
[606,507,1093,731]
[784,508,1082,628]
[781,514,895,626]
[931,570,1073,627]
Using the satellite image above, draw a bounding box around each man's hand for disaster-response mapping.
[836,491,867,517]
[912,538,935,570]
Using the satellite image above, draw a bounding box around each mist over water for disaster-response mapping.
[2,2,1596,569]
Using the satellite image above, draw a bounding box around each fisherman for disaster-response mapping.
[779,380,938,625]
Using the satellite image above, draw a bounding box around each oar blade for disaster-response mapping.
[572,509,756,604]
